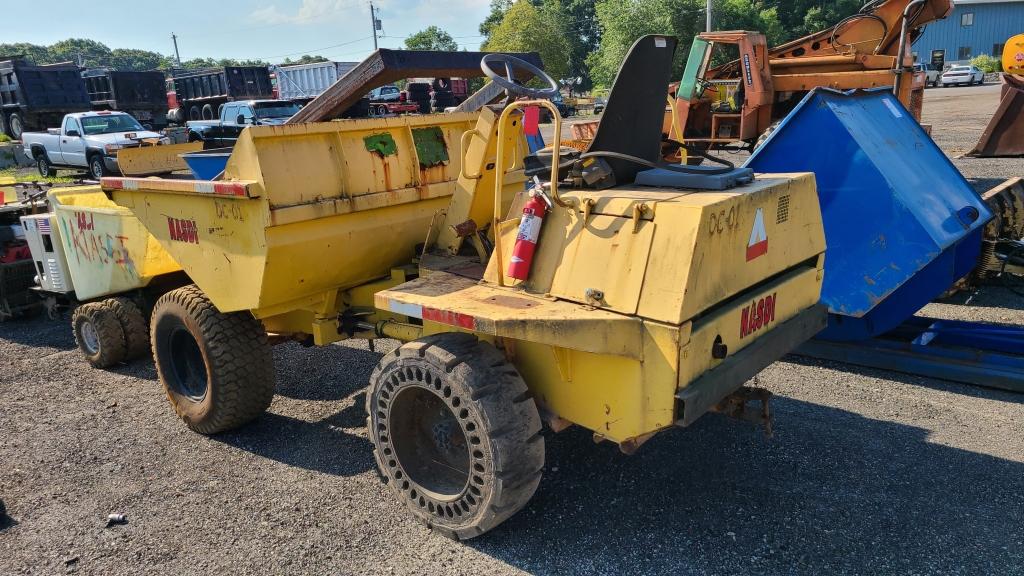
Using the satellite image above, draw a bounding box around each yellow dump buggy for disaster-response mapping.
[101,40,827,539]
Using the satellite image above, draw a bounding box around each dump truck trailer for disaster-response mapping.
[98,40,831,539]
[0,58,91,140]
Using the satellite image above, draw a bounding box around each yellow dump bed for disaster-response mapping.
[48,186,181,301]
[103,113,486,317]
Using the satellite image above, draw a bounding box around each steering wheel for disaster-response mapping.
[480,53,559,99]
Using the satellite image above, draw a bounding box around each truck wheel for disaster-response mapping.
[88,154,107,179]
[0,114,7,138]
[150,285,275,434]
[107,297,149,361]
[189,106,201,121]
[72,302,127,368]
[37,155,55,178]
[367,333,544,540]
[201,104,214,120]
[8,114,23,140]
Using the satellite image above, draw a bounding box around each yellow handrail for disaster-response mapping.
[493,100,564,287]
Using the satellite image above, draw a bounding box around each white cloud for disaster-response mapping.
[251,0,366,25]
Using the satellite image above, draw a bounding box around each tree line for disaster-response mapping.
[0,38,324,71]
[4,0,871,87]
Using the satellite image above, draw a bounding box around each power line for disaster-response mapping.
[258,36,375,61]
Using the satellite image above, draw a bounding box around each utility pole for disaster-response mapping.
[370,2,381,51]
[706,0,713,32]
[171,33,181,66]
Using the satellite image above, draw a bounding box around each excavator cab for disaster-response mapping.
[672,32,773,146]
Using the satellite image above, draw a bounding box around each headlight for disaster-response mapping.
[104,144,123,154]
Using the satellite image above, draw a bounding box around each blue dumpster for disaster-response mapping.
[746,88,991,341]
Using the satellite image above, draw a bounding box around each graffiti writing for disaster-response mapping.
[59,214,138,278]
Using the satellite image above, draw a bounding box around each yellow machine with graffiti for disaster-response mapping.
[20,186,184,367]
[100,40,828,540]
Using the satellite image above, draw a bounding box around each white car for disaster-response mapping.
[939,65,985,87]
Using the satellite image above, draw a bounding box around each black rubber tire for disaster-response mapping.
[0,113,7,138]
[189,106,201,121]
[107,297,149,361]
[407,82,430,96]
[88,154,107,179]
[150,285,275,434]
[8,113,23,140]
[72,301,127,368]
[201,104,215,120]
[37,155,55,178]
[367,333,544,540]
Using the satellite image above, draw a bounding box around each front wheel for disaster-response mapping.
[368,333,544,540]
[88,155,107,179]
[150,285,275,434]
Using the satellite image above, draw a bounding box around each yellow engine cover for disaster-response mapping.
[491,172,826,325]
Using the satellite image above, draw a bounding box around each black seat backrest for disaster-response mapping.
[586,35,679,184]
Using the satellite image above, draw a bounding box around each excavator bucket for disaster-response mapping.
[969,74,1024,157]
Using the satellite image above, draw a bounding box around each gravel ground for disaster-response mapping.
[2,84,1023,576]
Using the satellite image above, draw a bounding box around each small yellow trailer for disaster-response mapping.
[20,186,185,366]
[101,40,828,539]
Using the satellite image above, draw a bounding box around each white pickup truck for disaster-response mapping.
[21,111,166,179]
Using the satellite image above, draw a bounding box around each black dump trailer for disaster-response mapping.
[82,69,169,130]
[0,57,90,140]
[169,66,273,123]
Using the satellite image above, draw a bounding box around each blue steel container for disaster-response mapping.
[746,88,991,341]
[180,148,232,181]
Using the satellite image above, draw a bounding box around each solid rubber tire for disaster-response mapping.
[107,297,149,361]
[367,332,544,540]
[72,301,127,368]
[150,285,275,434]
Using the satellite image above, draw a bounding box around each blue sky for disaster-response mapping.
[4,0,493,63]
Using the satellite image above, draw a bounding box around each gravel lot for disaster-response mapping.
[2,84,1023,576]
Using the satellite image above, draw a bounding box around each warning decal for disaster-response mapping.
[746,208,768,261]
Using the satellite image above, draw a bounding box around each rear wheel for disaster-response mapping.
[367,333,544,540]
[107,297,149,361]
[189,106,201,121]
[201,104,215,120]
[8,113,23,140]
[37,155,55,178]
[150,285,275,434]
[72,302,127,368]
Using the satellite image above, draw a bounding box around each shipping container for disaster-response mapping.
[271,61,357,103]
[0,57,91,140]
[82,69,169,129]
[168,66,273,123]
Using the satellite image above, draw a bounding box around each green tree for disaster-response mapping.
[48,38,112,67]
[405,26,459,51]
[479,0,518,40]
[485,0,570,81]
[0,42,51,64]
[543,0,600,90]
[281,55,329,65]
[109,48,168,71]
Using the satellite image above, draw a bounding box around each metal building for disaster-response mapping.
[913,0,1024,66]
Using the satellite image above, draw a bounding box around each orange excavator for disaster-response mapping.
[970,34,1024,157]
[670,0,952,149]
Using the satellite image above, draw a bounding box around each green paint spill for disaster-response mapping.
[364,132,398,157]
[412,127,449,168]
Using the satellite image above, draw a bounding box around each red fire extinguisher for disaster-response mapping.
[507,185,552,281]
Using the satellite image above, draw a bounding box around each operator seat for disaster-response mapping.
[584,35,679,184]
